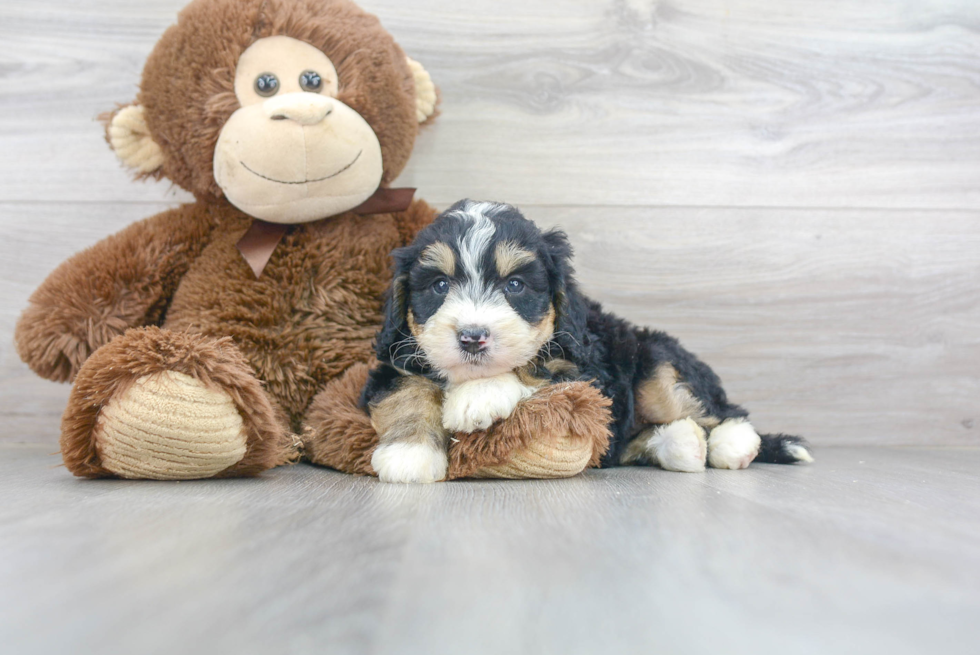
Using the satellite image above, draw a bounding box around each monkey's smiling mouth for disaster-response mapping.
[239,150,362,185]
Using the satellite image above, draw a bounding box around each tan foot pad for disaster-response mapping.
[468,433,594,479]
[96,371,247,480]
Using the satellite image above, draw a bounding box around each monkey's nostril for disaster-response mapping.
[263,93,333,125]
[269,109,330,124]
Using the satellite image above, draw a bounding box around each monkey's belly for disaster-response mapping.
[163,213,401,426]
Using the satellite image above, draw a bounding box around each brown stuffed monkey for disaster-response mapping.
[15,0,611,481]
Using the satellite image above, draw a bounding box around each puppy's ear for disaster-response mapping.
[375,247,415,364]
[542,229,588,360]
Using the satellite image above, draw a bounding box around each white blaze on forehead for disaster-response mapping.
[456,211,495,281]
[448,201,510,287]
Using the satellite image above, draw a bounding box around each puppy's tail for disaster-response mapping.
[755,433,813,464]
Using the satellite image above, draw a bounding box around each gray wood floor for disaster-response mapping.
[2,5,978,652]
[1,0,978,447]
[2,444,978,655]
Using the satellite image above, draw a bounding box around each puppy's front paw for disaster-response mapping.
[371,442,448,483]
[441,374,534,433]
[442,391,505,432]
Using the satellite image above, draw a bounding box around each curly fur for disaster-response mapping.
[364,201,812,471]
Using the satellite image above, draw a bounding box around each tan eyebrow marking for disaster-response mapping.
[419,242,455,276]
[495,241,536,277]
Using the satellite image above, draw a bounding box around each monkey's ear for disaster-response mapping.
[106,105,165,173]
[406,57,438,124]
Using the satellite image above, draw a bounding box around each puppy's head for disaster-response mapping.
[377,200,582,383]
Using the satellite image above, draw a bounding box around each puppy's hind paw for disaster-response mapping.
[371,442,448,484]
[645,418,708,473]
[708,419,762,470]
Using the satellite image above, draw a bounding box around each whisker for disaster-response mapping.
[389,337,419,362]
[551,330,581,348]
[403,341,429,369]
[544,341,567,360]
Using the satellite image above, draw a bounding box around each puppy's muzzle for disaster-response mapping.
[458,327,490,354]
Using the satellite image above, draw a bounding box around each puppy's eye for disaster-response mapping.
[505,278,525,294]
[254,73,280,97]
[431,278,450,295]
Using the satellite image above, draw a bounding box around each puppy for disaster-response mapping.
[362,200,812,483]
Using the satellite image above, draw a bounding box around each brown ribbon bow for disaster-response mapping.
[236,187,416,278]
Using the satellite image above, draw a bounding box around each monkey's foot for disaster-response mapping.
[96,370,247,480]
[62,327,294,479]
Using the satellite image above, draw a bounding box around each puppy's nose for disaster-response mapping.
[263,92,333,125]
[458,327,490,354]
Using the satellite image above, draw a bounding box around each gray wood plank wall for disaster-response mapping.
[1,0,978,447]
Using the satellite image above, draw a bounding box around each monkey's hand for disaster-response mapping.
[15,207,213,382]
[442,372,536,433]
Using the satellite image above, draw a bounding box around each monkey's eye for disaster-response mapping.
[505,278,525,294]
[431,278,450,295]
[254,73,280,97]
[299,70,323,92]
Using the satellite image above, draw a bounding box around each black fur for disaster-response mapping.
[365,201,811,467]
[755,433,811,464]
[562,300,756,466]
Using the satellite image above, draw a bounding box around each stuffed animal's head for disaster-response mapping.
[375,201,589,384]
[106,0,437,223]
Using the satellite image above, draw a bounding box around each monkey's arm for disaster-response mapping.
[15,204,215,382]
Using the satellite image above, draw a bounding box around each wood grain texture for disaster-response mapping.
[2,0,978,447]
[1,0,980,208]
[1,444,978,655]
